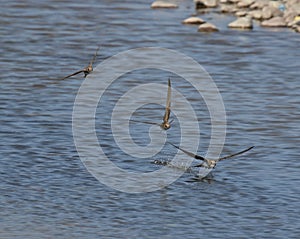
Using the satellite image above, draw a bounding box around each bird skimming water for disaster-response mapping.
[169,142,254,169]
[61,46,100,80]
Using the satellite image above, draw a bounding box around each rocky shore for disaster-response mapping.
[151,0,300,32]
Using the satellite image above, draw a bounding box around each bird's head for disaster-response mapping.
[162,122,171,130]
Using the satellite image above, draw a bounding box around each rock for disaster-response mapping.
[293,15,300,26]
[249,9,263,19]
[237,0,255,8]
[198,22,219,32]
[286,0,300,5]
[250,0,268,10]
[182,16,206,24]
[261,16,287,27]
[290,3,300,15]
[261,6,282,19]
[268,0,282,10]
[194,0,218,9]
[236,11,248,17]
[228,16,253,29]
[284,10,298,27]
[294,25,300,33]
[285,2,300,14]
[261,6,273,19]
[220,4,238,13]
[287,15,300,27]
[151,1,178,8]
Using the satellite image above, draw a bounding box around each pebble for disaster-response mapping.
[151,1,178,8]
[198,22,219,32]
[182,16,206,24]
[228,16,253,29]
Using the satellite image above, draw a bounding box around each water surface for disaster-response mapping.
[1,0,300,238]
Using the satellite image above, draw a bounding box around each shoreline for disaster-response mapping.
[151,0,300,33]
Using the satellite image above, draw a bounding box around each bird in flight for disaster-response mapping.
[61,46,100,80]
[131,78,173,130]
[169,142,254,169]
[160,78,172,130]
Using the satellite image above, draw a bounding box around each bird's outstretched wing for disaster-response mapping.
[88,46,100,68]
[130,119,160,126]
[168,142,206,161]
[218,146,254,161]
[61,70,84,80]
[162,78,171,124]
[169,143,254,163]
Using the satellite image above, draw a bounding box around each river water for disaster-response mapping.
[1,0,300,238]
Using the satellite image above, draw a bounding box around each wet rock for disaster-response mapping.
[194,0,218,9]
[198,22,219,32]
[228,16,253,29]
[261,16,286,27]
[237,0,255,8]
[182,16,206,24]
[151,1,178,8]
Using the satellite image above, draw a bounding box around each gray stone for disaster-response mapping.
[182,17,206,24]
[198,22,219,32]
[261,16,287,27]
[151,1,178,8]
[228,16,253,29]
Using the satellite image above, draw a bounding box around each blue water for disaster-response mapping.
[1,0,300,238]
